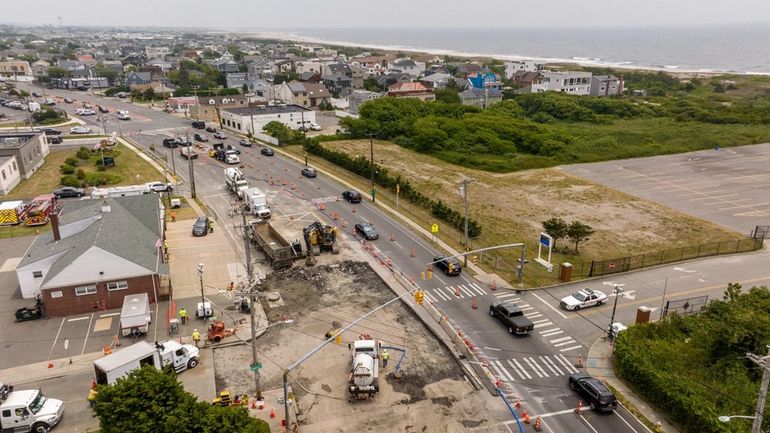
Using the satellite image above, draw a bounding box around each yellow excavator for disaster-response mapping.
[303,221,340,256]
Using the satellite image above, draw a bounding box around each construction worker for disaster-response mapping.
[87,388,98,408]
[170,210,176,222]
[163,239,168,255]
[192,329,201,348]
[381,349,389,368]
[208,218,214,233]
[179,307,187,324]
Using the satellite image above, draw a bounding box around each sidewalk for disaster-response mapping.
[586,336,679,433]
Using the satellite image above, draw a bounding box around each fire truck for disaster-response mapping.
[24,195,57,226]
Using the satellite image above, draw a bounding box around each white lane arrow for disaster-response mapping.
[622,290,636,300]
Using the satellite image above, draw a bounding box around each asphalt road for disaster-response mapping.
[10,83,770,432]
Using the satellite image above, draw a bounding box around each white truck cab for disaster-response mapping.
[0,388,64,433]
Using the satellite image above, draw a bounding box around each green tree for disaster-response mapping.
[46,66,69,79]
[363,77,384,92]
[143,87,155,101]
[434,88,461,104]
[263,121,302,145]
[566,221,594,254]
[723,282,743,302]
[94,366,269,433]
[542,217,569,250]
[93,65,120,86]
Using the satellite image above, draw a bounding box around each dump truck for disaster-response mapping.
[348,338,380,399]
[93,340,199,385]
[120,293,151,337]
[0,200,27,225]
[248,221,298,270]
[0,384,64,433]
[243,187,271,219]
[23,195,56,226]
[180,145,199,159]
[224,167,249,199]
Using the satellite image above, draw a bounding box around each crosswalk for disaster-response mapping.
[125,126,187,137]
[486,353,580,382]
[423,282,488,302]
[496,292,583,353]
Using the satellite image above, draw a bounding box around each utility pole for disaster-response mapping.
[240,210,263,400]
[368,132,376,203]
[608,286,624,338]
[196,263,205,316]
[187,131,196,198]
[747,347,770,433]
[460,179,472,266]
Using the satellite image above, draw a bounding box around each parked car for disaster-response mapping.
[31,92,41,97]
[194,133,209,142]
[163,138,179,148]
[309,122,322,131]
[45,98,56,106]
[145,181,173,193]
[559,288,607,311]
[115,92,130,99]
[214,131,227,139]
[98,105,109,113]
[47,136,62,144]
[205,126,217,133]
[354,222,379,240]
[63,97,74,104]
[301,167,317,178]
[116,109,130,120]
[260,147,274,156]
[70,126,91,134]
[433,256,462,276]
[42,128,62,135]
[568,373,618,413]
[53,186,85,198]
[192,216,209,237]
[239,139,252,147]
[342,190,362,203]
[192,121,205,129]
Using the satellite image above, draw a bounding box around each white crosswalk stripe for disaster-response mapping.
[468,283,487,296]
[495,292,519,299]
[526,312,543,319]
[459,285,476,297]
[524,357,548,378]
[555,354,580,374]
[560,345,583,352]
[494,360,516,382]
[534,321,554,328]
[540,355,562,375]
[423,291,437,303]
[541,329,564,337]
[494,355,579,379]
[510,359,531,379]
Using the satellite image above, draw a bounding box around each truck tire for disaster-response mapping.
[489,308,494,316]
[32,422,50,433]
[508,326,514,335]
[213,336,221,343]
[188,358,199,369]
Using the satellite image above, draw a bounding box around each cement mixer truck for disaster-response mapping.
[348,337,380,399]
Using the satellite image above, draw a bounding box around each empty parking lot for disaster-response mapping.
[561,143,770,234]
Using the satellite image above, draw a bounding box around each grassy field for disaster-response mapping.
[286,139,745,286]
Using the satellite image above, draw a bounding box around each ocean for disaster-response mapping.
[259,24,770,74]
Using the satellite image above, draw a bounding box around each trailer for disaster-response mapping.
[23,195,56,226]
[120,293,151,337]
[91,184,151,199]
[348,338,380,399]
[93,340,199,385]
[248,221,298,270]
[0,200,27,225]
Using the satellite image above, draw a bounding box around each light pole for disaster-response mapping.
[719,415,756,423]
[459,178,473,266]
[608,286,623,337]
[197,263,205,319]
[368,131,376,203]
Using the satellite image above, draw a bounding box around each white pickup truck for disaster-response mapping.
[0,383,64,433]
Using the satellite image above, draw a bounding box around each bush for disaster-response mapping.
[65,157,79,166]
[76,147,91,160]
[60,164,75,174]
[60,175,81,187]
[82,173,121,186]
[76,169,86,180]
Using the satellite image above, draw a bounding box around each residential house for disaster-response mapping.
[386,82,435,101]
[350,56,389,75]
[145,58,173,73]
[589,75,623,96]
[459,87,503,108]
[15,195,168,316]
[390,58,425,78]
[56,60,89,78]
[456,63,483,76]
[181,49,199,61]
[189,95,250,122]
[273,58,293,74]
[125,71,153,87]
[220,105,316,134]
[0,132,49,180]
[129,81,175,97]
[226,73,249,89]
[322,63,353,95]
[504,60,544,79]
[350,65,366,89]
[303,82,331,108]
[419,73,453,90]
[248,58,274,78]
[299,72,321,83]
[425,65,450,76]
[99,60,124,72]
[349,90,383,115]
[511,71,542,92]
[122,54,147,66]
[145,46,171,58]
[374,72,411,89]
[165,96,198,115]
[295,60,324,75]
[213,53,239,73]
[0,60,32,78]
[467,72,503,91]
[31,60,50,78]
[532,71,592,95]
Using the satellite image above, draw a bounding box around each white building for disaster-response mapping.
[589,75,623,97]
[221,105,316,134]
[295,61,324,75]
[390,58,426,78]
[144,46,170,58]
[531,71,592,95]
[504,60,544,79]
[0,156,21,195]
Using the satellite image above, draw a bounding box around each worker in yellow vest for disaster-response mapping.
[192,329,201,348]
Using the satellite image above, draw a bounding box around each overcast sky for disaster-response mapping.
[3,0,770,29]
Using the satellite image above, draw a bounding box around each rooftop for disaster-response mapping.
[223,104,311,116]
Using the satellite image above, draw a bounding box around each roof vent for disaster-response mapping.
[101,200,111,213]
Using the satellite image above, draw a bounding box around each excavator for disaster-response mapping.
[303,221,340,256]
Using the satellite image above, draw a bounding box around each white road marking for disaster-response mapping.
[510,359,531,379]
[533,293,567,319]
[495,292,519,299]
[483,346,502,351]
[469,283,487,296]
[534,321,554,328]
[613,410,642,433]
[525,313,543,319]
[505,359,527,380]
[495,360,516,382]
[99,312,120,318]
[550,336,572,344]
[560,345,583,352]
[67,316,90,322]
[554,340,577,347]
[47,317,66,362]
[532,318,551,324]
[542,330,564,337]
[424,291,437,303]
[556,354,579,374]
[523,357,544,378]
[458,285,476,297]
[527,357,549,377]
[392,241,404,249]
[81,313,94,355]
[519,306,534,311]
[541,356,563,376]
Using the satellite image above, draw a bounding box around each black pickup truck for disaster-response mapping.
[489,301,535,335]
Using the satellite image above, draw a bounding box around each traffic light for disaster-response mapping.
[472,255,479,264]
[448,262,454,273]
[415,290,424,305]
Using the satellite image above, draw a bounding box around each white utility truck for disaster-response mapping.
[348,338,380,399]
[224,168,249,199]
[243,187,271,219]
[93,340,200,386]
[119,293,151,337]
[0,382,64,433]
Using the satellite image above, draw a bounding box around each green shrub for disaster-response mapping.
[76,169,86,180]
[82,173,120,186]
[64,157,79,166]
[76,147,91,159]
[60,164,75,174]
[60,175,81,187]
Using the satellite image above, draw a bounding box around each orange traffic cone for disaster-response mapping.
[270,408,276,419]
[455,286,460,297]
[490,280,497,291]
[389,233,395,241]
[515,399,521,409]
[575,400,583,415]
[47,362,53,369]
[576,354,584,368]
[250,400,256,409]
[534,416,543,431]
[471,297,478,309]
[522,410,531,424]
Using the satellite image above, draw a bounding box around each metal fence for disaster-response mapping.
[662,295,710,317]
[575,237,764,278]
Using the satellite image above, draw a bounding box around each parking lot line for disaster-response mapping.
[718,202,769,211]
[82,313,94,355]
[47,317,66,361]
[99,312,120,318]
[67,316,89,322]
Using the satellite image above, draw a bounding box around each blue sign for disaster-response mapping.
[539,233,552,248]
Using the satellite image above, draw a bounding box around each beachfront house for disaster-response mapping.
[531,71,592,95]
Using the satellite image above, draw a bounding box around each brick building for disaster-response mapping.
[15,195,168,317]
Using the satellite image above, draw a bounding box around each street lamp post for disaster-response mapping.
[608,286,623,337]
[368,131,376,203]
[197,263,205,319]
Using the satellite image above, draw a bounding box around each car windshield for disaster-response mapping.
[572,292,587,302]
[363,226,374,233]
[29,393,46,414]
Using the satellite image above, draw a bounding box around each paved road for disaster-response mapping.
[13,83,770,432]
[560,145,770,234]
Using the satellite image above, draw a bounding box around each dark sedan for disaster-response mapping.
[53,186,85,198]
[342,190,361,203]
[354,222,379,240]
[301,168,317,178]
[192,217,209,237]
[260,147,274,156]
